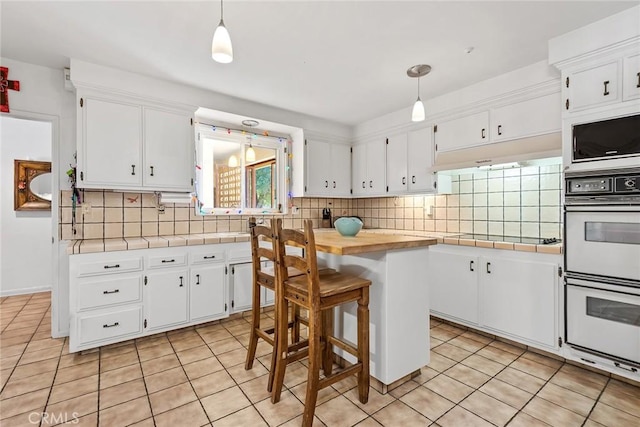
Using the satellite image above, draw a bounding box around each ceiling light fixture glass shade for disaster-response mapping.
[245,145,256,162]
[407,64,431,122]
[212,0,233,63]
[228,155,238,167]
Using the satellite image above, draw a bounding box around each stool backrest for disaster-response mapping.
[274,218,321,304]
[249,217,278,288]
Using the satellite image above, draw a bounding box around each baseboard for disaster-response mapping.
[0,286,51,297]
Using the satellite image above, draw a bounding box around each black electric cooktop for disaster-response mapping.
[457,234,561,245]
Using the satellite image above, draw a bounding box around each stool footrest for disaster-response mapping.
[318,364,362,390]
[327,336,358,358]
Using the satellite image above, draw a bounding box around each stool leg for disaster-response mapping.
[292,305,301,344]
[322,309,333,376]
[357,288,370,404]
[270,296,290,404]
[302,308,321,427]
[245,284,262,370]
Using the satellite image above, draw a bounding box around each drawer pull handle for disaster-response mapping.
[603,80,610,96]
[203,255,216,259]
[103,322,119,328]
[637,72,640,88]
[196,274,200,285]
[486,262,491,274]
[150,166,154,177]
[104,264,120,269]
[333,181,336,189]
[179,276,184,287]
[325,180,328,188]
[614,362,638,373]
[131,165,136,176]
[469,260,474,272]
[362,181,365,189]
[402,177,406,185]
[103,289,120,294]
[481,128,486,139]
[412,176,416,184]
[369,180,373,188]
[161,259,175,263]
[497,124,502,135]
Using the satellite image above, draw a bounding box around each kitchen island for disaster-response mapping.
[311,230,437,391]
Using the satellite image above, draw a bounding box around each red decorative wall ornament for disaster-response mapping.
[1,67,21,113]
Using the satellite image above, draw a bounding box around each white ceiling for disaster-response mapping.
[1,1,637,125]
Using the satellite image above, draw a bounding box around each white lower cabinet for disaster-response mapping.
[478,257,557,348]
[190,264,226,321]
[428,245,560,351]
[429,251,478,324]
[230,262,253,313]
[144,269,189,330]
[69,243,237,352]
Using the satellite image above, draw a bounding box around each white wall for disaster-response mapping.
[0,117,52,294]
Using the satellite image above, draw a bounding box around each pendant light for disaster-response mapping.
[212,0,233,63]
[228,155,238,167]
[242,119,259,162]
[407,64,431,122]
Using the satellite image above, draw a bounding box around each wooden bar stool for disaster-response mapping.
[244,218,334,392]
[271,218,371,427]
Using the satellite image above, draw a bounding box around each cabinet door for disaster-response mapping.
[623,53,640,101]
[351,144,368,196]
[305,140,331,195]
[80,97,142,187]
[366,139,386,194]
[568,61,619,111]
[407,127,434,192]
[479,257,557,348]
[190,264,226,321]
[490,93,561,142]
[429,250,479,324]
[145,270,188,330]
[230,262,253,313]
[144,107,193,191]
[330,143,351,196]
[434,111,489,152]
[386,134,408,193]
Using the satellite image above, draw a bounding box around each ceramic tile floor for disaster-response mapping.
[1,292,640,427]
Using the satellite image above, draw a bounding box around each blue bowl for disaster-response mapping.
[334,217,363,237]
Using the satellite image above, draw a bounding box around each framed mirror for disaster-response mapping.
[14,159,52,211]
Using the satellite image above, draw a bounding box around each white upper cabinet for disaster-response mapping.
[385,128,439,194]
[352,139,385,196]
[80,96,143,187]
[143,107,194,191]
[305,139,351,197]
[490,92,561,143]
[434,111,489,152]
[623,53,640,101]
[77,90,194,192]
[385,134,408,193]
[407,127,437,192]
[565,61,620,112]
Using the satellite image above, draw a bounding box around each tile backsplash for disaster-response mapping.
[60,164,562,241]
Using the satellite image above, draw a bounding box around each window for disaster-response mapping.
[195,124,287,215]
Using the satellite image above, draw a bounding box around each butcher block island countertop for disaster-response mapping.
[311,229,437,255]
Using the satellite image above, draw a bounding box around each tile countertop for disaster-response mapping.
[66,229,562,255]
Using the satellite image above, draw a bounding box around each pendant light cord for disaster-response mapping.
[220,0,224,23]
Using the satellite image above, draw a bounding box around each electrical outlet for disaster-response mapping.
[81,203,92,214]
[291,206,299,215]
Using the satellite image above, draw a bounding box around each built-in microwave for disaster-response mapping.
[572,114,640,163]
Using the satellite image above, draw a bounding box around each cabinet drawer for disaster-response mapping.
[78,306,142,345]
[76,257,143,277]
[191,249,225,264]
[148,254,187,268]
[77,275,142,311]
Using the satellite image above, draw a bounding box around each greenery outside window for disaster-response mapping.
[195,124,288,215]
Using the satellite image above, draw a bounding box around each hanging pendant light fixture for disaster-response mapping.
[242,119,259,162]
[228,155,238,167]
[407,64,431,122]
[212,0,233,63]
